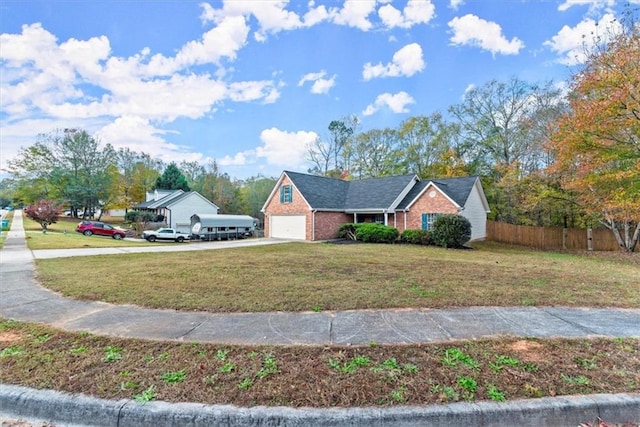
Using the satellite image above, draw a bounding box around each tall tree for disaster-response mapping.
[154,162,190,191]
[307,116,358,177]
[449,77,564,223]
[548,17,640,251]
[8,129,115,216]
[397,113,453,179]
[351,128,400,178]
[179,160,206,192]
[238,175,277,226]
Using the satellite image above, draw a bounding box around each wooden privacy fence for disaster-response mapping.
[486,221,620,251]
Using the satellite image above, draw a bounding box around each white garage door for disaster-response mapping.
[271,215,306,240]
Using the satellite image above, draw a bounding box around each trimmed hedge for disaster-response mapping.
[356,223,399,243]
[338,223,399,244]
[432,214,472,248]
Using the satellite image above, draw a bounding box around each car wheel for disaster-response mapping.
[176,236,184,243]
[147,235,156,242]
[113,233,123,240]
[83,230,93,236]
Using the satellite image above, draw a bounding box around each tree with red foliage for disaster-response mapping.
[23,200,62,231]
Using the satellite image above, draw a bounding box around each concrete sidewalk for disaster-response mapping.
[1,210,639,426]
[2,210,639,346]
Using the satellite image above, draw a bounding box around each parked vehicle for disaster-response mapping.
[190,214,256,241]
[76,221,127,239]
[142,228,190,243]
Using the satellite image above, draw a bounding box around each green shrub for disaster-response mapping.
[338,223,358,240]
[355,223,399,244]
[400,229,433,245]
[431,214,471,248]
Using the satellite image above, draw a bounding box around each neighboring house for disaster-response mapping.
[262,171,490,242]
[133,189,219,233]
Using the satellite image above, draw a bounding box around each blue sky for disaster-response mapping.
[1,0,636,179]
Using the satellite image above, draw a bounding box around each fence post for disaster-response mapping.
[562,228,567,250]
[587,228,593,251]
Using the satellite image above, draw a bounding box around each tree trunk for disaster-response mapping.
[607,219,639,253]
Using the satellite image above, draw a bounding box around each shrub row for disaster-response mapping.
[338,223,399,244]
[338,214,472,248]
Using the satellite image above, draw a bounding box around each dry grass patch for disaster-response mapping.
[35,241,640,312]
[1,319,639,408]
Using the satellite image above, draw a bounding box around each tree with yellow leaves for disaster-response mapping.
[549,14,639,251]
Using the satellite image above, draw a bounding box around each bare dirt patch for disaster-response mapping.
[509,339,546,363]
[0,332,22,343]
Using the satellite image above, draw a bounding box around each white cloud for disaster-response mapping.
[200,0,331,42]
[544,13,621,65]
[329,0,377,31]
[219,150,252,166]
[298,71,336,94]
[449,0,465,10]
[363,43,425,80]
[228,80,281,103]
[255,128,318,167]
[448,14,524,56]
[378,0,436,29]
[557,0,618,12]
[362,91,415,116]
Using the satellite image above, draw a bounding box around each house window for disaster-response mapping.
[421,213,441,231]
[280,185,293,203]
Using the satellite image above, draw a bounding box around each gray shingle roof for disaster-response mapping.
[133,190,184,209]
[284,171,479,212]
[284,171,350,209]
[397,176,479,209]
[345,175,416,210]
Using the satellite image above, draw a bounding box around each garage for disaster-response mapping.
[270,215,306,240]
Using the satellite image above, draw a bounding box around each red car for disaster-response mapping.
[76,220,126,240]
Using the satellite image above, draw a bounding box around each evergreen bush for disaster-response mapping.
[431,214,471,248]
[400,229,433,245]
[355,223,399,243]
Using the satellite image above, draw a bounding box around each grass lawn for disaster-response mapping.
[5,231,640,409]
[36,241,640,312]
[1,319,638,408]
[23,217,158,249]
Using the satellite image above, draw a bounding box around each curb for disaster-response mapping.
[1,385,639,426]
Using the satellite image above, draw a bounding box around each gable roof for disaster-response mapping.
[134,190,219,210]
[397,176,482,210]
[283,171,350,209]
[267,171,482,213]
[134,190,185,209]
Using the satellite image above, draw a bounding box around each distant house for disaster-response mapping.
[261,171,490,242]
[133,189,219,233]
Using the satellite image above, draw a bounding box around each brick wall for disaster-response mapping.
[314,211,351,240]
[263,176,311,239]
[404,186,458,230]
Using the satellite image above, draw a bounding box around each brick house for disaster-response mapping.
[262,171,490,241]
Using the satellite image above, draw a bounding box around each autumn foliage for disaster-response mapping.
[548,19,640,251]
[23,199,62,231]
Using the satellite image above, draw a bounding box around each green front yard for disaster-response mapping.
[35,241,640,312]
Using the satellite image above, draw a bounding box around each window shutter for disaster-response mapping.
[279,186,284,203]
[421,213,427,230]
